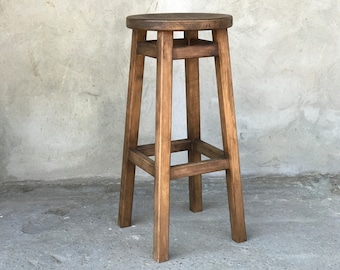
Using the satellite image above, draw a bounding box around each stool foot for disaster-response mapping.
[118,161,135,228]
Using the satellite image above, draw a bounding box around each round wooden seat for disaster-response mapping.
[126,13,232,31]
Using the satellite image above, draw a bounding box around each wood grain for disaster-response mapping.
[137,39,218,60]
[153,30,173,263]
[118,29,146,228]
[185,30,203,212]
[119,13,246,263]
[213,29,247,243]
[127,13,232,31]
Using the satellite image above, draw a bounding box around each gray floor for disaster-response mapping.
[0,175,339,270]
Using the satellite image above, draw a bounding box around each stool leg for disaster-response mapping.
[213,29,247,243]
[118,29,146,228]
[185,31,203,213]
[153,30,173,263]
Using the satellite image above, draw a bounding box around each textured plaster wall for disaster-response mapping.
[0,1,339,182]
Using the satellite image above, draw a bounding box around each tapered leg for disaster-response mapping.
[213,29,247,242]
[118,29,146,228]
[185,31,202,213]
[153,30,173,262]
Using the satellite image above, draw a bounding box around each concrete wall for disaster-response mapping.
[1,1,339,182]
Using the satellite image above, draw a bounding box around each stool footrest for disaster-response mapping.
[137,139,191,156]
[128,139,229,179]
[170,158,229,179]
[137,38,218,60]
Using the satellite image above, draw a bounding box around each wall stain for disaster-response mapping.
[28,49,42,80]
[82,91,100,98]
[46,0,55,8]
[0,105,20,182]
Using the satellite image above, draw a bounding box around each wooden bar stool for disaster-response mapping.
[118,13,246,262]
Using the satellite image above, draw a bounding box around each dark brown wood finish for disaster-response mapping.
[127,13,232,31]
[118,13,246,263]
[185,30,203,213]
[137,39,219,60]
[153,30,173,262]
[118,29,146,228]
[213,29,247,242]
[128,139,230,180]
[136,139,191,156]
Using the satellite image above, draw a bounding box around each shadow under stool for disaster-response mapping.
[118,13,247,262]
